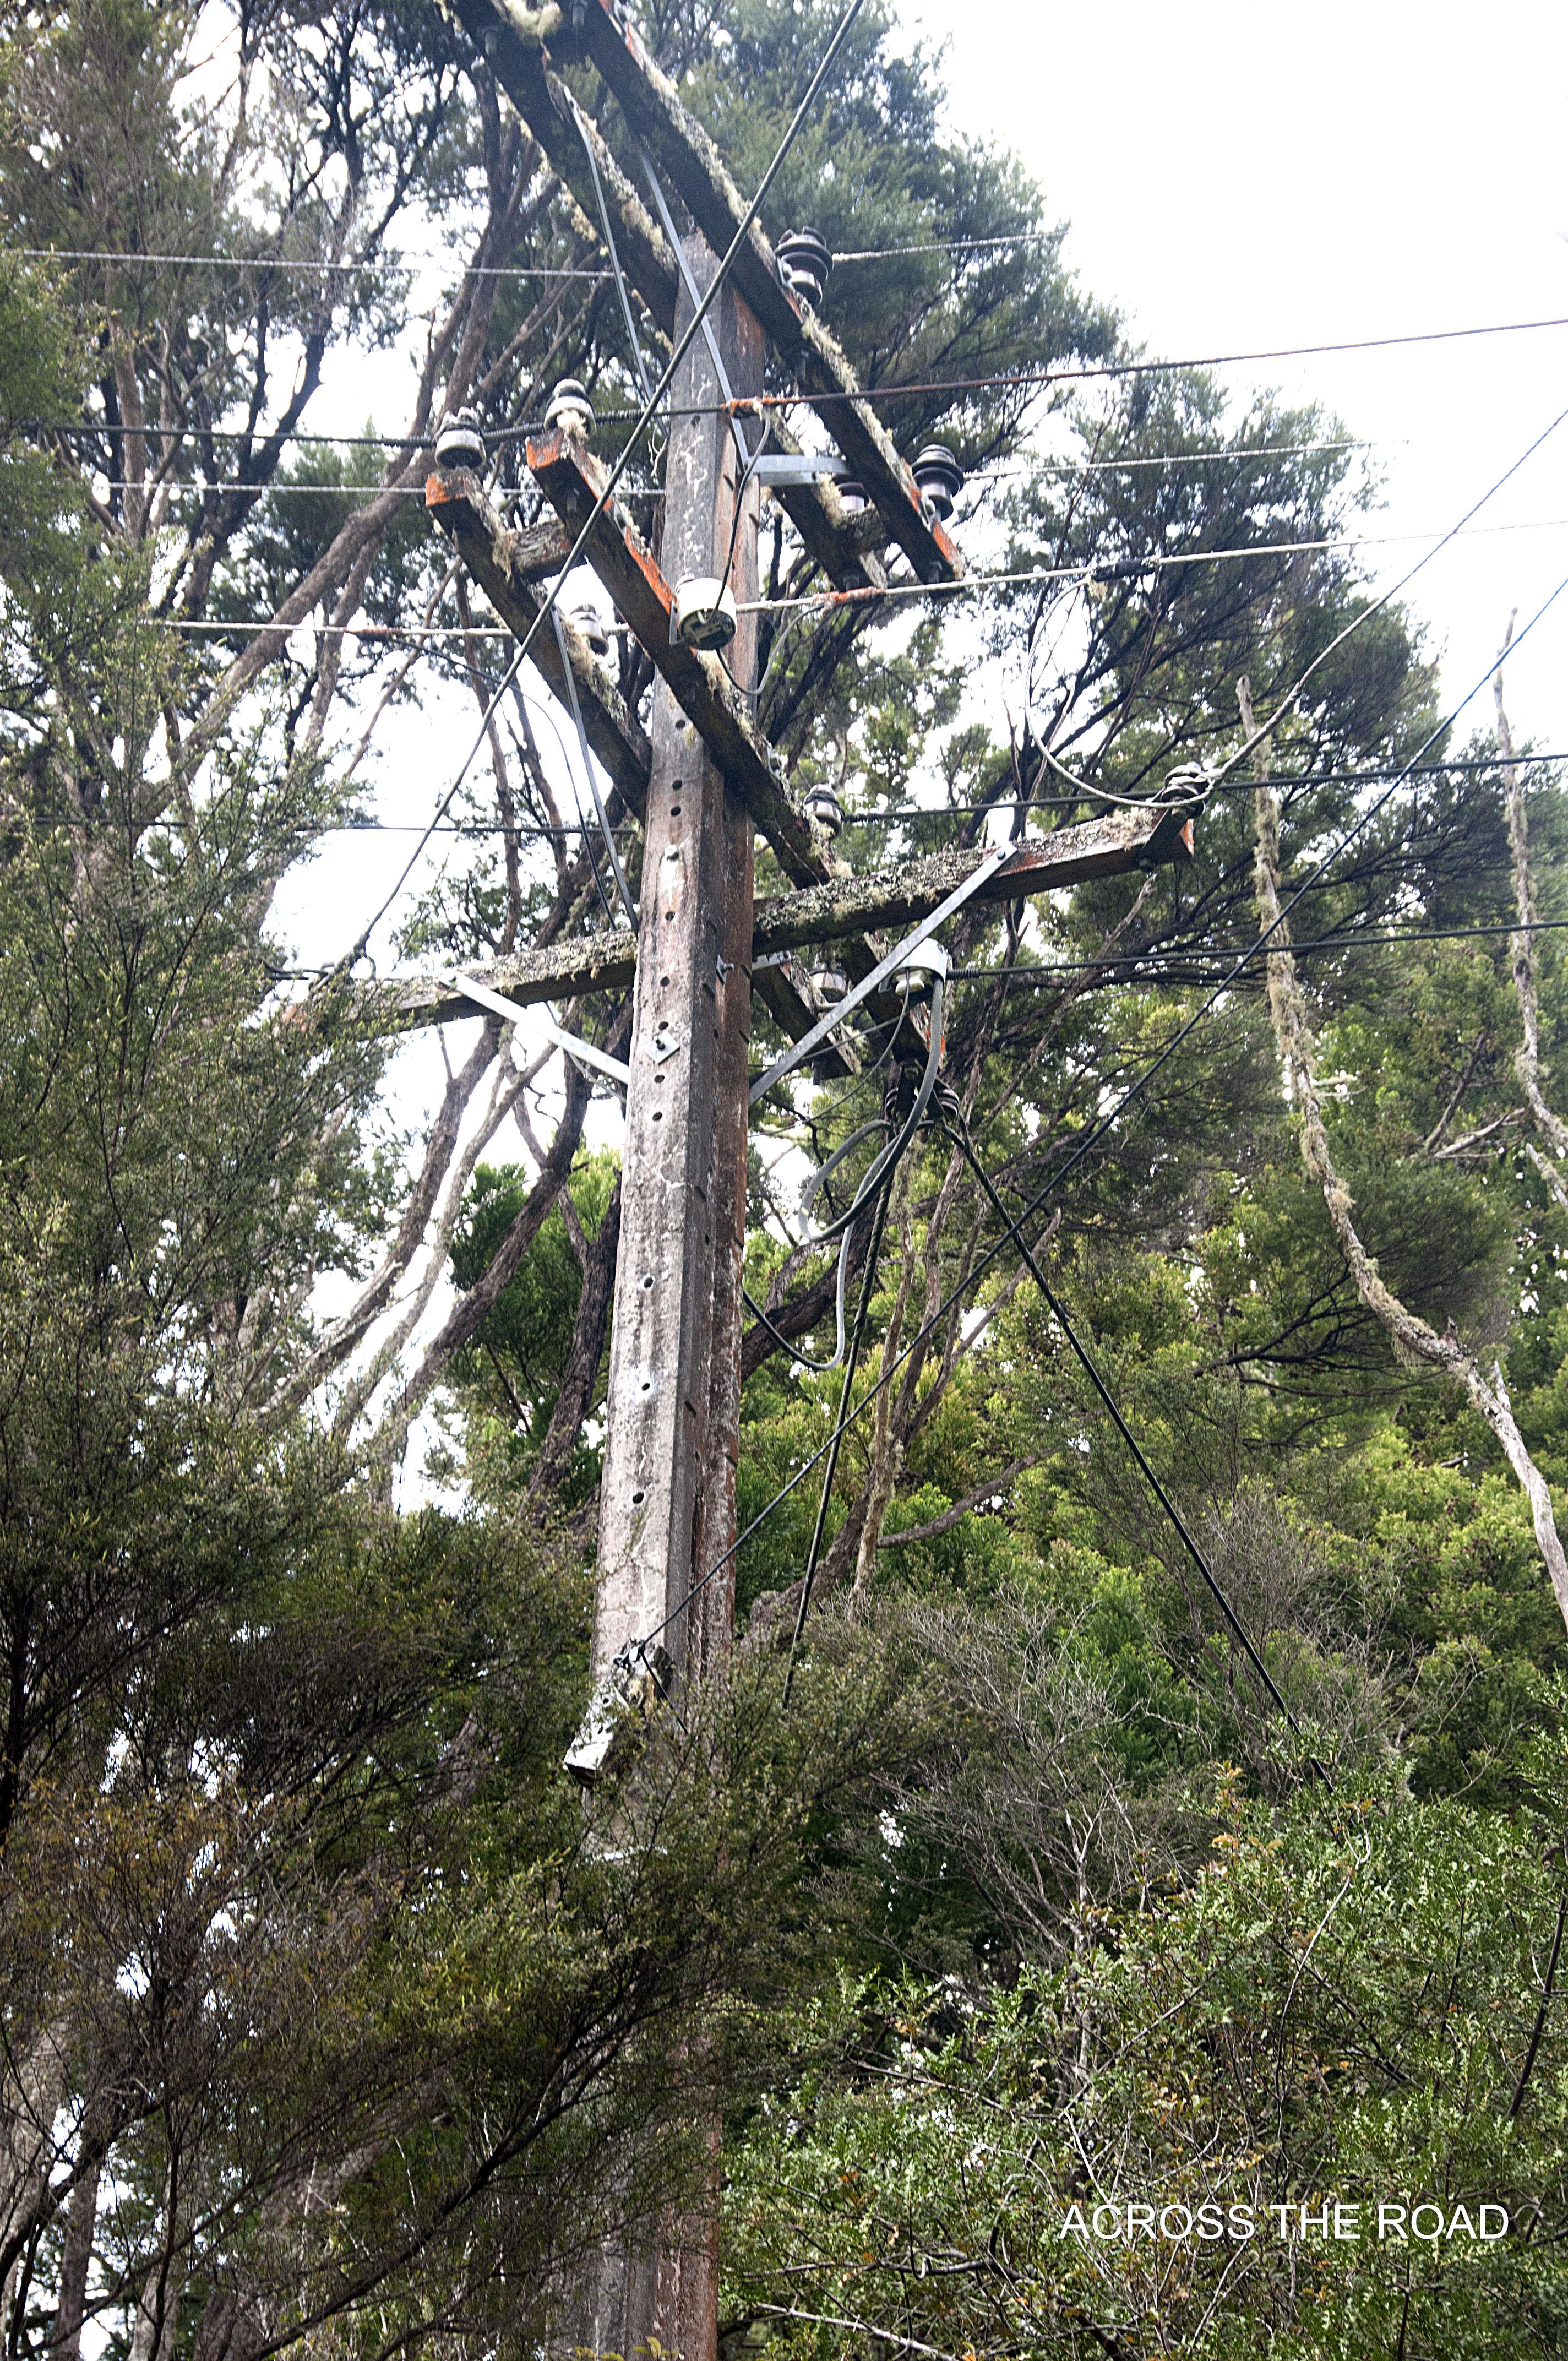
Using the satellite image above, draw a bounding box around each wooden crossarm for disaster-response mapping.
[380,803,1196,1032]
[555,0,965,587]
[755,805,1197,947]
[426,465,652,812]
[526,422,832,887]
[445,0,885,595]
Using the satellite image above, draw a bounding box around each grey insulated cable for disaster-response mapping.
[568,94,656,409]
[335,0,870,970]
[549,606,638,929]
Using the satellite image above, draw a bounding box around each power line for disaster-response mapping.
[940,1109,1306,1741]
[949,916,1568,983]
[13,243,610,281]
[153,618,518,640]
[685,557,1568,1599]
[832,229,1065,264]
[714,313,1568,415]
[23,308,1568,456]
[757,750,1568,832]
[336,0,872,971]
[738,511,1568,619]
[144,512,1568,646]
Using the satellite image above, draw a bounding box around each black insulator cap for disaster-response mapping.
[804,784,844,836]
[434,405,485,469]
[776,226,834,309]
[545,377,595,436]
[912,442,963,521]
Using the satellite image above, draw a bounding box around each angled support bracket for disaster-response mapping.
[448,970,632,1087]
[526,422,832,887]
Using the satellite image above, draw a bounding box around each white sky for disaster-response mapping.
[269,0,1568,1445]
[909,0,1568,735]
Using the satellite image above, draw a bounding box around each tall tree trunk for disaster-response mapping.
[1497,613,1568,1206]
[48,2152,101,2361]
[1244,679,1568,1636]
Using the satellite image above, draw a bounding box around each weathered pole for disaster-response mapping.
[571,234,761,2361]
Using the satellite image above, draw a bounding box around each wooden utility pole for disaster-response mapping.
[569,235,762,2361]
[418,31,1205,2361]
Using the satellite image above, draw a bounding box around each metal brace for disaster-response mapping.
[748,454,851,487]
[447,971,633,1088]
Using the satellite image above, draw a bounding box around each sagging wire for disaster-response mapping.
[743,1151,885,1377]
[628,978,946,1705]
[936,1098,1315,1760]
[742,1021,906,1377]
[780,982,946,1701]
[549,606,638,928]
[567,93,657,412]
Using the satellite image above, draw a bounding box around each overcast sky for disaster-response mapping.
[269,1,1568,1438]
[907,0,1568,738]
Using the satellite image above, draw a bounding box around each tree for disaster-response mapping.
[9,6,1568,2358]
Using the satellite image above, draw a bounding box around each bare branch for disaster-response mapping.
[1246,679,1568,1636]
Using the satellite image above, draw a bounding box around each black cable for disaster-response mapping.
[650,993,945,1657]
[781,1167,897,1707]
[940,1109,1309,1747]
[683,557,1568,1604]
[950,916,1568,983]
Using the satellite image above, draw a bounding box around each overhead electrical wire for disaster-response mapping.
[735,510,1568,620]
[20,312,1568,457]
[145,510,1568,649]
[708,312,1568,414]
[13,243,611,281]
[668,548,1568,1626]
[329,0,872,973]
[305,748,1568,840]
[949,916,1568,984]
[938,1105,1307,1743]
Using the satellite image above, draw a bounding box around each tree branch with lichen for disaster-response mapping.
[1242,677,1568,1638]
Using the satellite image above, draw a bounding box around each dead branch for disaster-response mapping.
[374,1054,597,1455]
[1245,680,1568,1636]
[1499,614,1568,1206]
[529,1177,622,1503]
[878,1456,1045,1549]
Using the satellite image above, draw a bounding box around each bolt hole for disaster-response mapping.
[665,910,675,921]
[631,1489,646,1505]
[652,1109,664,1122]
[641,1379,652,1392]
[670,803,682,817]
[641,1274,654,1290]
[660,973,670,986]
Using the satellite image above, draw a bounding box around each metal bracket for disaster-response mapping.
[448,971,633,1087]
[747,844,1010,1106]
[749,454,850,486]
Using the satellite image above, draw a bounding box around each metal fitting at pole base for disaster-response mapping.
[563,1639,676,1786]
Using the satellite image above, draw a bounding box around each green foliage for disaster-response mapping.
[447,1149,619,1496]
[727,1771,1568,2359]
